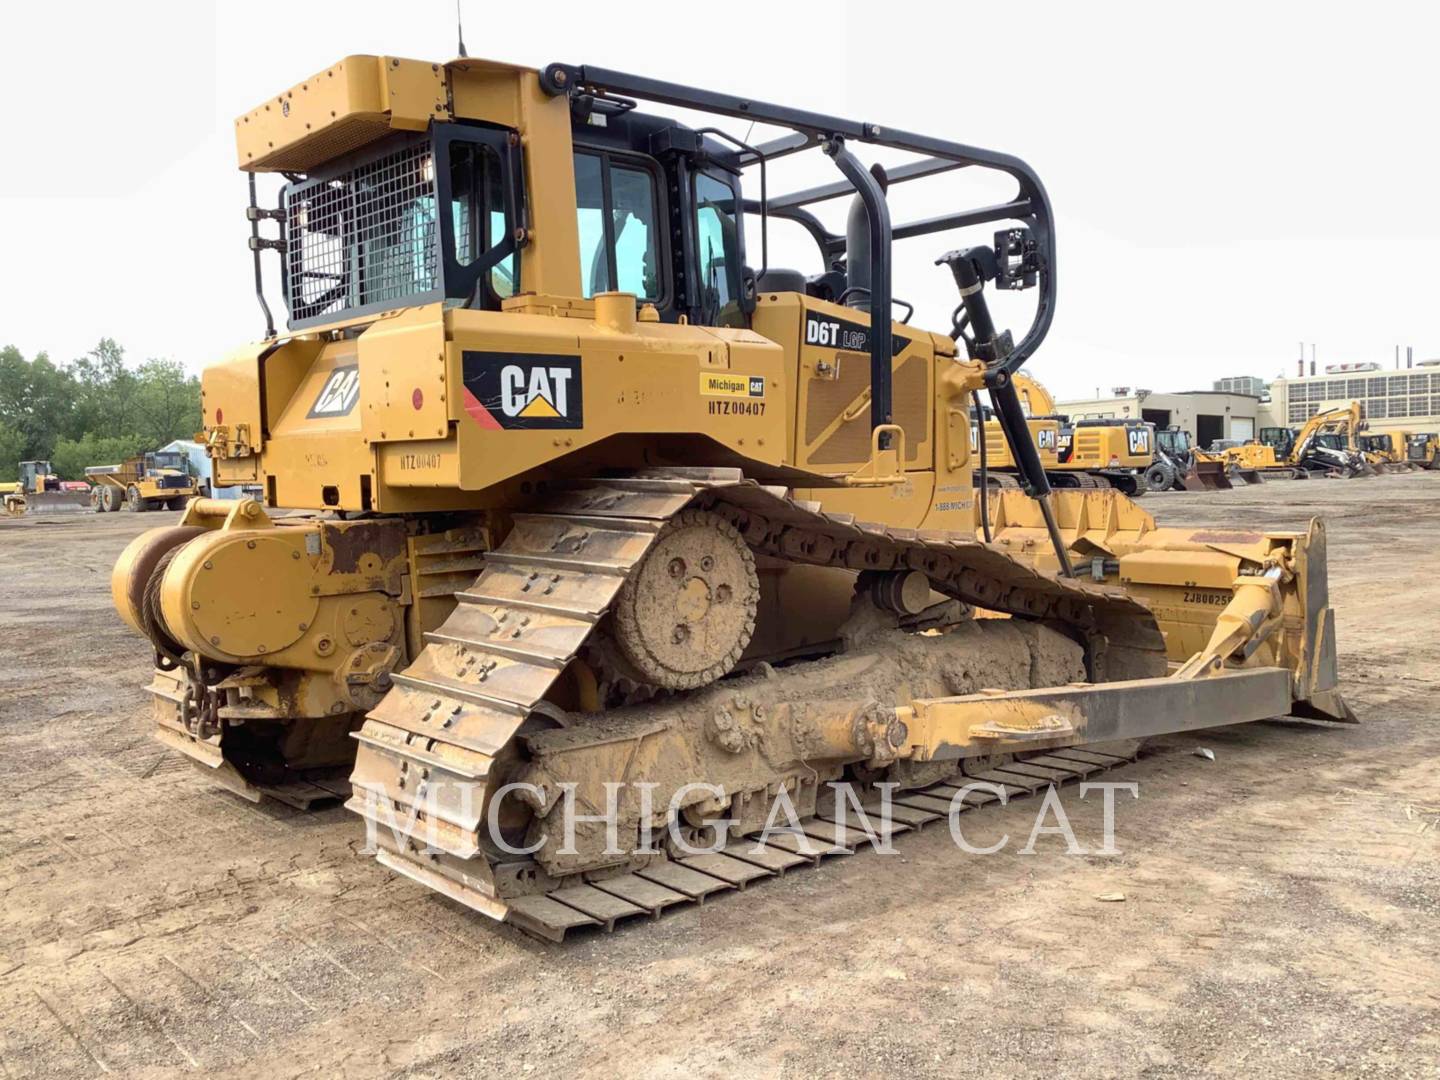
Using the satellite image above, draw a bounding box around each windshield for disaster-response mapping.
[1259,428,1290,447]
[148,452,189,472]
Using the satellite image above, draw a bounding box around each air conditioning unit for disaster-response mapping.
[1111,387,1130,396]
[1324,362,1381,374]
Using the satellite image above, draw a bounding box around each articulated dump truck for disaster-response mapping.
[110,55,1352,940]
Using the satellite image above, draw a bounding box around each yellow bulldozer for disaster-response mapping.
[86,450,203,512]
[109,54,1351,941]
[1,460,92,516]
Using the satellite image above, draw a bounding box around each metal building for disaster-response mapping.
[1054,389,1263,449]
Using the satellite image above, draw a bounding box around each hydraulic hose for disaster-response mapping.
[972,390,991,543]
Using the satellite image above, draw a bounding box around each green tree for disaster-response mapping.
[0,345,78,459]
[132,358,202,445]
[69,338,140,440]
[0,421,25,481]
[0,340,201,477]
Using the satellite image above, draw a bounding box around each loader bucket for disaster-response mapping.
[1187,459,1232,490]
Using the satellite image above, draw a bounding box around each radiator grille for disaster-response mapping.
[284,140,441,323]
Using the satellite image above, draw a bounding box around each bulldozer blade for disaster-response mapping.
[20,491,93,514]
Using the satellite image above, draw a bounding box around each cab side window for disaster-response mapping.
[694,171,741,322]
[573,150,663,302]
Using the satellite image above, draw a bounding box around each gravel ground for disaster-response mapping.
[1,473,1437,1078]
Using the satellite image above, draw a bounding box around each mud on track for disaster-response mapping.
[1,474,1437,1078]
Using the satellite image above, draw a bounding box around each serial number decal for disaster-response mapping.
[1183,590,1231,606]
[700,372,766,398]
[399,453,441,470]
[708,400,767,417]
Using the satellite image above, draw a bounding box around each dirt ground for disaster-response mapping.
[1,476,1437,1079]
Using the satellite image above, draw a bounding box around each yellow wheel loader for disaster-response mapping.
[2,460,92,515]
[109,55,1351,940]
[87,451,202,513]
[1150,427,1231,491]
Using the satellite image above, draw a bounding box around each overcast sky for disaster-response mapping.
[1,1,1434,400]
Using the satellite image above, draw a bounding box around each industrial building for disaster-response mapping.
[1260,361,1440,434]
[1213,375,1267,397]
[1053,388,1263,448]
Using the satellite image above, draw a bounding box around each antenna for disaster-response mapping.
[456,0,468,58]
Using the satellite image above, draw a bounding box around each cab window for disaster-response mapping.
[448,141,517,300]
[573,150,663,301]
[694,171,741,321]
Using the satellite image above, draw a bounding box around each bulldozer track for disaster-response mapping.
[408,743,1142,942]
[346,467,1165,936]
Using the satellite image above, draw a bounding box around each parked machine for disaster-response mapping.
[1201,407,1372,481]
[87,451,202,512]
[1010,374,1152,494]
[1,461,92,516]
[1146,427,1229,491]
[969,405,1142,493]
[1360,431,1426,472]
[1406,432,1440,469]
[108,54,1351,940]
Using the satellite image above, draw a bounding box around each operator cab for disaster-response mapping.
[1155,428,1192,455]
[142,451,191,476]
[1259,427,1295,455]
[276,95,753,331]
[18,461,60,493]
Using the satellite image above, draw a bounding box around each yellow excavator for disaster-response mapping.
[1010,373,1152,494]
[968,405,1122,493]
[1201,404,1373,481]
[108,54,1351,940]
